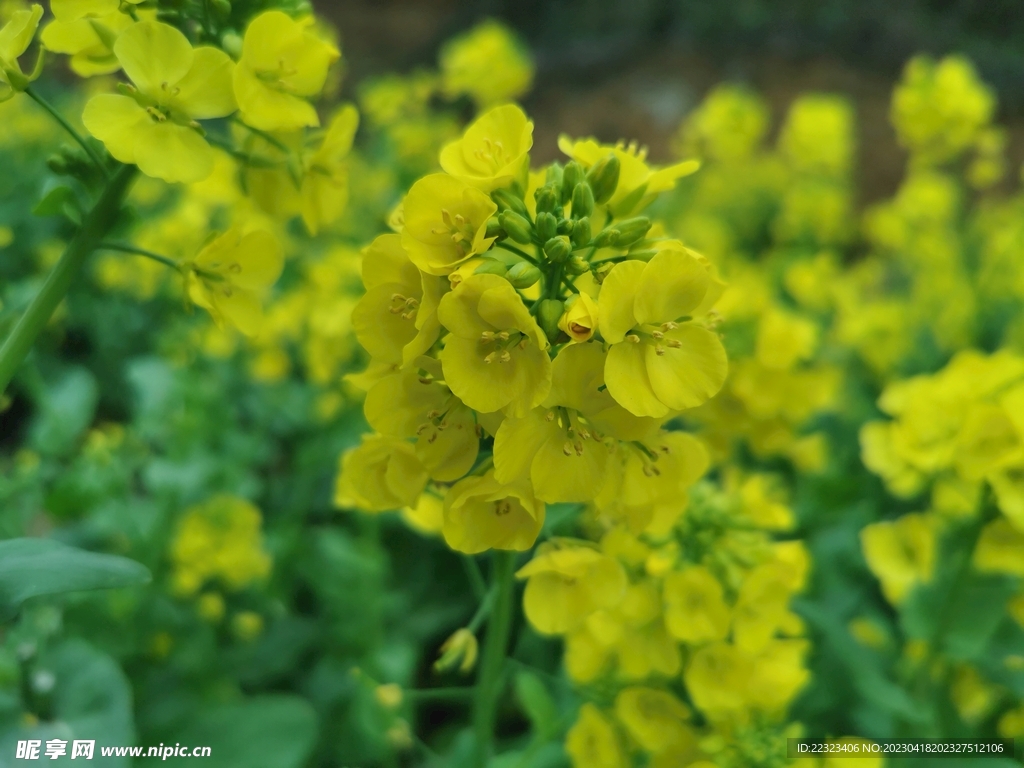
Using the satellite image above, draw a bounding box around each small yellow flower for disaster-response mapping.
[565,704,626,768]
[186,228,283,336]
[233,10,339,131]
[558,292,598,343]
[516,541,627,635]
[196,592,225,623]
[614,687,695,756]
[974,518,1024,576]
[434,627,479,674]
[401,173,498,275]
[334,435,428,513]
[683,642,749,721]
[439,103,533,191]
[598,249,727,418]
[663,566,730,644]
[40,6,135,77]
[83,20,237,182]
[436,273,551,417]
[231,611,264,642]
[441,470,544,554]
[0,4,42,100]
[439,20,533,107]
[300,104,359,235]
[861,513,936,604]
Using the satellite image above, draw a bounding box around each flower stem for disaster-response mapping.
[471,550,517,767]
[495,242,538,265]
[24,87,108,178]
[0,164,136,395]
[98,242,182,272]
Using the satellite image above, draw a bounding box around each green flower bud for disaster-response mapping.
[544,236,572,263]
[46,155,70,176]
[221,31,243,59]
[492,187,529,218]
[570,217,592,249]
[474,258,508,277]
[536,212,558,242]
[499,211,533,244]
[612,216,652,246]
[566,255,590,275]
[534,184,559,215]
[627,249,658,262]
[211,0,231,16]
[536,299,565,343]
[545,162,563,188]
[506,261,542,289]
[485,216,504,240]
[557,217,574,235]
[561,161,585,204]
[586,153,620,205]
[592,228,620,248]
[571,182,594,219]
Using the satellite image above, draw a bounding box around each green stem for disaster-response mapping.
[25,87,108,178]
[471,551,517,767]
[98,242,181,272]
[462,555,488,601]
[0,164,136,394]
[231,116,291,153]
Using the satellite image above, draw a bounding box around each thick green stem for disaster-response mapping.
[0,164,136,394]
[471,550,517,766]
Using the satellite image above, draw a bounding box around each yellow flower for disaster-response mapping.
[40,7,135,77]
[974,518,1024,576]
[350,233,444,369]
[170,495,272,595]
[494,343,658,504]
[754,308,818,370]
[49,0,122,21]
[731,564,795,653]
[186,228,283,336]
[363,364,478,482]
[439,19,533,107]
[300,104,359,234]
[565,704,626,768]
[613,687,694,755]
[558,135,699,215]
[196,592,225,623]
[684,642,749,722]
[558,291,598,343]
[334,435,428,513]
[233,10,339,131]
[745,639,811,713]
[516,541,627,634]
[663,566,730,644]
[860,513,936,604]
[401,492,445,536]
[434,627,479,674]
[439,103,532,191]
[83,20,237,183]
[401,173,498,275]
[598,249,727,418]
[0,4,42,100]
[436,273,551,417]
[441,470,544,554]
[231,610,264,642]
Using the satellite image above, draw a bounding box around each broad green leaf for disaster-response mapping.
[514,671,559,742]
[0,538,150,619]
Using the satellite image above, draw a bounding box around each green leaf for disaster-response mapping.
[172,695,318,768]
[0,538,150,619]
[32,185,76,217]
[29,367,98,457]
[940,573,1018,660]
[514,671,559,742]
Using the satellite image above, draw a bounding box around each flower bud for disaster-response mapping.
[586,153,620,204]
[557,217,574,235]
[210,0,231,16]
[558,292,599,342]
[536,212,558,242]
[592,228,620,248]
[544,236,571,263]
[485,216,504,240]
[536,299,565,343]
[565,255,590,275]
[499,211,533,244]
[435,628,479,674]
[534,184,559,215]
[474,258,508,277]
[561,161,585,204]
[570,216,591,249]
[375,683,403,710]
[611,216,652,246]
[571,182,594,219]
[492,187,529,218]
[545,162,563,188]
[506,261,541,289]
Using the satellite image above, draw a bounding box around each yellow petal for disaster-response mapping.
[597,259,645,343]
[212,286,262,336]
[633,249,711,326]
[232,230,283,290]
[82,93,148,163]
[605,341,669,418]
[172,45,236,119]
[644,325,727,411]
[133,121,214,183]
[233,64,318,131]
[49,0,116,21]
[114,20,193,96]
[494,409,550,484]
[0,4,43,61]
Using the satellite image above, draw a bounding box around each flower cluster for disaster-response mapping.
[336,103,725,555]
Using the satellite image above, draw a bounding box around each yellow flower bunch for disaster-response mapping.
[438,19,534,108]
[533,481,810,768]
[169,494,272,597]
[336,103,724,556]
